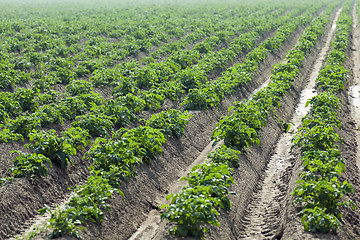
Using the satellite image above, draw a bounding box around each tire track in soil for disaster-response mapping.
[237,8,342,240]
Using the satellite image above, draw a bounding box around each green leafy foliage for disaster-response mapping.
[176,68,206,90]
[146,109,193,138]
[66,80,94,96]
[27,128,90,169]
[168,50,200,69]
[181,163,234,209]
[159,80,185,101]
[316,64,348,92]
[27,130,74,169]
[293,178,354,233]
[90,68,123,87]
[207,145,241,168]
[117,93,145,114]
[39,205,85,239]
[180,8,312,111]
[210,6,327,152]
[299,207,342,233]
[161,186,221,238]
[141,90,165,111]
[0,1,335,238]
[7,113,42,137]
[35,104,65,127]
[212,101,266,151]
[86,137,143,184]
[112,77,138,97]
[58,96,88,120]
[86,126,165,179]
[0,128,23,143]
[13,88,40,112]
[161,146,238,238]
[162,6,330,238]
[115,126,166,162]
[43,126,165,238]
[91,99,136,128]
[0,67,30,90]
[0,92,20,117]
[40,175,122,239]
[182,87,220,110]
[134,67,158,89]
[11,151,51,178]
[72,113,114,138]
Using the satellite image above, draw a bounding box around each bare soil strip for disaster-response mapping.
[237,8,341,240]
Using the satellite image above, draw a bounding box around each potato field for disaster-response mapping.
[1,0,360,239]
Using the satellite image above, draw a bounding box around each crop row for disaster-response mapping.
[0,5,305,166]
[0,5,282,92]
[0,6,297,145]
[19,109,190,238]
[181,5,321,110]
[0,1,340,240]
[211,4,333,152]
[160,3,336,238]
[92,6,296,100]
[1,4,319,181]
[291,1,355,233]
[6,3,329,239]
[114,6,305,103]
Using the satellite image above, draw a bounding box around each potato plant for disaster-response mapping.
[11,151,52,178]
[39,175,122,239]
[181,8,315,110]
[161,6,335,238]
[161,145,238,238]
[161,186,221,238]
[72,113,114,138]
[27,128,90,169]
[146,109,193,138]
